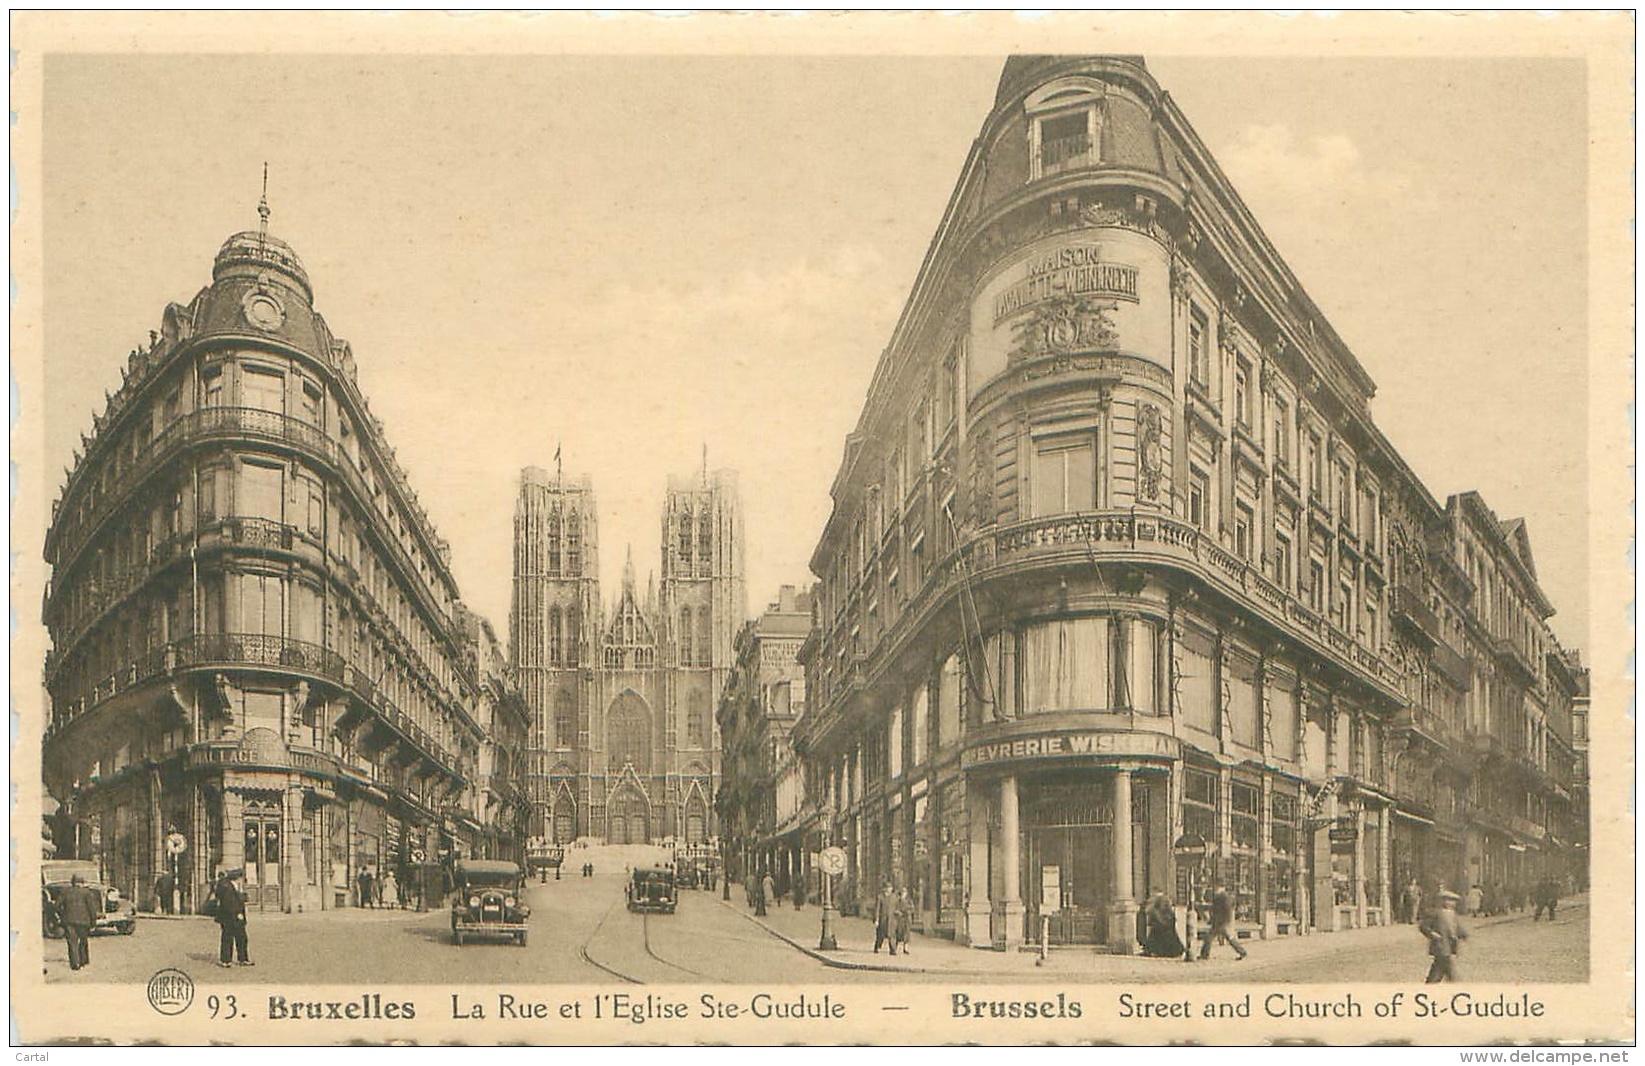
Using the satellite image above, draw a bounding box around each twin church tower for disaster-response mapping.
[510,464,745,846]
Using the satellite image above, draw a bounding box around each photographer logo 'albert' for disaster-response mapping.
[147,968,194,1016]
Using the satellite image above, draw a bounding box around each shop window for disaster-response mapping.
[1031,432,1096,518]
[1182,768,1219,850]
[1023,617,1109,713]
[1230,781,1260,850]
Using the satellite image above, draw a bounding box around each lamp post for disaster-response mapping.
[818,807,840,951]
[1173,832,1207,962]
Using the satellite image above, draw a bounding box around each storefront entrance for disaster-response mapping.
[1026,781,1113,944]
[242,798,283,911]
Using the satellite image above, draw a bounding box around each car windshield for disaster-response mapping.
[455,861,523,890]
[42,860,100,886]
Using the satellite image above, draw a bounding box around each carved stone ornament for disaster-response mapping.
[1009,292,1119,363]
[1137,403,1164,500]
[1169,253,1193,304]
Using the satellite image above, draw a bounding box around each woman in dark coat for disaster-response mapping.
[1141,887,1187,958]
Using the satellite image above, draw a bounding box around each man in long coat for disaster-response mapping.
[57,874,102,971]
[1420,889,1468,982]
[872,880,899,954]
[212,869,253,968]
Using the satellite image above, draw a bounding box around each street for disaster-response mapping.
[41,856,1588,987]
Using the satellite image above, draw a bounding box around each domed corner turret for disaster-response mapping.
[211,230,314,304]
[994,54,1156,111]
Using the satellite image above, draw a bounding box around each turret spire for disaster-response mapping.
[257,162,271,247]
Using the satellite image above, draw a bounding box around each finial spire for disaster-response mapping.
[701,441,708,488]
[257,162,271,244]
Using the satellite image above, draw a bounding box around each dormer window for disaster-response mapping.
[1026,78,1106,181]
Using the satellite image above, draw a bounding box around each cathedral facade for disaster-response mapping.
[511,466,744,845]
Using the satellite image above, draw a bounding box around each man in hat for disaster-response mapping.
[1198,882,1248,961]
[1419,889,1468,982]
[211,868,253,968]
[56,873,103,971]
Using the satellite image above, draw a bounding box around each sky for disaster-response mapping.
[36,50,1592,652]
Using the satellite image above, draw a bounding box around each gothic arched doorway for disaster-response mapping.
[607,783,650,845]
[551,783,577,844]
[683,788,709,845]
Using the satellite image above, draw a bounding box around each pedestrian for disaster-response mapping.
[56,873,101,971]
[211,868,253,968]
[1533,877,1560,921]
[893,887,913,954]
[744,873,755,908]
[754,872,768,917]
[1420,888,1467,983]
[1141,887,1186,958]
[762,871,777,912]
[1464,883,1483,917]
[873,880,898,954]
[357,867,375,909]
[1197,882,1248,961]
[792,876,806,910]
[155,872,175,915]
[381,870,400,909]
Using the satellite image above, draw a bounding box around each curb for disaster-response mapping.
[716,897,1036,978]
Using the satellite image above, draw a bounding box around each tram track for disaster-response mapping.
[575,895,720,984]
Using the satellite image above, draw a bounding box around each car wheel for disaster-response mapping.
[119,922,136,936]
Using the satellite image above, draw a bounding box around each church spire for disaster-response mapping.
[622,544,636,590]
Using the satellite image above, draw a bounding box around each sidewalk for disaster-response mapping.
[723,894,1588,979]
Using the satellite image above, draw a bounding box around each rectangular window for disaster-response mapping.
[1274,532,1292,591]
[1337,463,1353,520]
[240,573,284,637]
[1308,559,1326,613]
[1307,432,1324,496]
[299,381,322,426]
[1023,617,1110,713]
[1031,435,1096,517]
[307,485,324,536]
[1188,307,1210,388]
[1362,487,1378,546]
[202,369,224,409]
[1182,767,1219,850]
[1269,674,1299,760]
[1125,618,1158,714]
[1273,397,1291,465]
[1235,360,1252,428]
[1234,501,1254,560]
[1187,469,1209,530]
[1040,111,1091,174]
[1230,781,1260,850]
[238,460,285,522]
[243,365,285,414]
[1178,626,1216,733]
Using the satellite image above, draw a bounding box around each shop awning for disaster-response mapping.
[1393,809,1436,827]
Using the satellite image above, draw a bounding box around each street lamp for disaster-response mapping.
[1173,832,1208,962]
[817,807,840,951]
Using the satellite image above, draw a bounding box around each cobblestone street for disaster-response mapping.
[41,853,1587,987]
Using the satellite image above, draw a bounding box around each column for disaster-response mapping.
[1109,769,1137,954]
[999,774,1024,949]
[963,779,992,949]
[1353,803,1367,929]
[1378,804,1393,926]
[284,784,306,913]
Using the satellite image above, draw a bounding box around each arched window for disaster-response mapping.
[679,511,693,561]
[679,606,693,666]
[606,692,650,772]
[546,511,561,572]
[698,611,713,667]
[565,606,579,666]
[699,513,713,566]
[548,606,562,666]
[686,691,707,748]
[554,690,576,749]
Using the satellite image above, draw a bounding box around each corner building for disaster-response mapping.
[794,56,1585,953]
[512,467,744,845]
[42,220,492,913]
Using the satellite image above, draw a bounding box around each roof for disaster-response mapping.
[454,859,523,880]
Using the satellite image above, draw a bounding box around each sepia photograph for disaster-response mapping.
[9,10,1634,1047]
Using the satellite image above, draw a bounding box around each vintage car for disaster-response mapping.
[626,865,677,914]
[450,860,530,946]
[40,860,137,937]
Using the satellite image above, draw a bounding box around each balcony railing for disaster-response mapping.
[47,632,467,786]
[1041,132,1092,172]
[1489,635,1539,683]
[816,509,1409,728]
[1391,585,1442,646]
